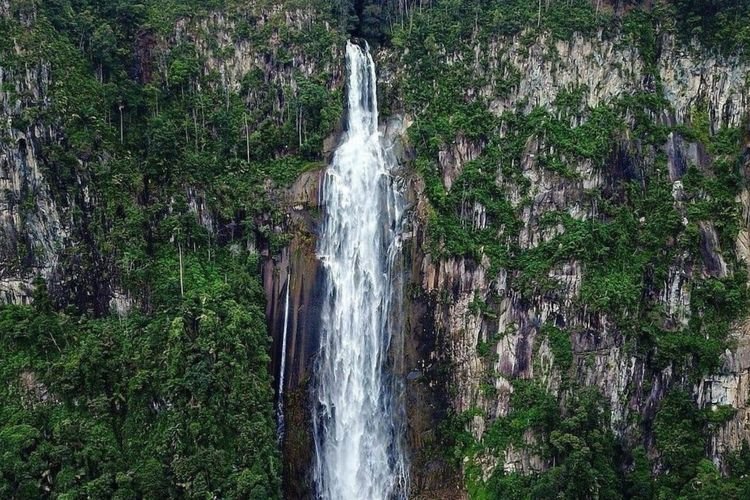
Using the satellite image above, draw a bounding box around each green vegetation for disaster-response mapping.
[651,391,750,497]
[671,0,750,57]
[490,388,622,499]
[0,259,279,498]
[454,385,623,499]
[541,324,573,375]
[451,382,750,499]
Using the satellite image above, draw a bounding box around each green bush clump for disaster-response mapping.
[478,387,622,499]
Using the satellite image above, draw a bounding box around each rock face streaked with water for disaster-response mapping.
[312,41,408,500]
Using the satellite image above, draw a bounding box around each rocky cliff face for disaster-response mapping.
[389,24,750,495]
[0,58,65,305]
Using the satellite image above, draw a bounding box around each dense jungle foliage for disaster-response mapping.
[1,0,749,498]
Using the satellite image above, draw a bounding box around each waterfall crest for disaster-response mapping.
[312,41,408,500]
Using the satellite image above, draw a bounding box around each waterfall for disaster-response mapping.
[312,41,408,500]
[276,275,291,442]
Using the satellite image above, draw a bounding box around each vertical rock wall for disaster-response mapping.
[384,29,750,494]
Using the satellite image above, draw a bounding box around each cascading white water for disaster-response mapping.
[312,41,408,500]
[276,275,291,442]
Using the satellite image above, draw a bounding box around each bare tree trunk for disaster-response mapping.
[245,114,250,162]
[538,0,542,28]
[298,106,303,148]
[119,104,124,144]
[193,109,198,151]
[178,242,184,297]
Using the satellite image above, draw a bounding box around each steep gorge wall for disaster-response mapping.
[390,20,750,496]
[0,59,66,305]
